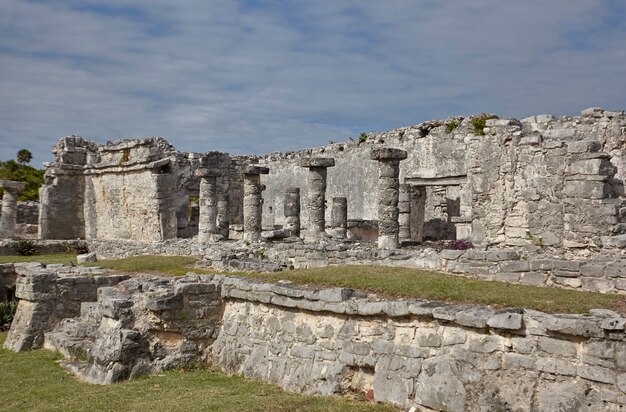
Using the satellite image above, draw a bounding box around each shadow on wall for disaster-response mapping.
[423,197,461,241]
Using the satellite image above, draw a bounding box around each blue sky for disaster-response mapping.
[1,0,625,167]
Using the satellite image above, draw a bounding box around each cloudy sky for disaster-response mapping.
[1,0,625,167]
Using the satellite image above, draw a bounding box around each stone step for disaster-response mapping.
[80,301,102,323]
[57,318,98,339]
[43,331,91,361]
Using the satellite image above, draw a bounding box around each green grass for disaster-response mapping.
[243,266,626,315]
[2,254,625,314]
[0,253,78,265]
[86,255,210,276]
[0,332,391,412]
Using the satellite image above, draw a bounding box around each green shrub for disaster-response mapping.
[470,113,498,136]
[0,299,18,330]
[74,240,89,254]
[358,133,368,145]
[0,159,44,201]
[11,238,36,256]
[445,120,459,134]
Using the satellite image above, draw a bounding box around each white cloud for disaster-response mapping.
[0,0,624,167]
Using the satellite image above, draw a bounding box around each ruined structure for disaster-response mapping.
[19,108,624,292]
[5,263,626,410]
[2,107,626,410]
[0,180,25,238]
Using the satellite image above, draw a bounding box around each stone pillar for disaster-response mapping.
[299,158,335,239]
[370,148,407,249]
[243,165,269,242]
[195,168,221,243]
[217,193,230,239]
[398,184,412,241]
[330,197,348,239]
[412,186,427,243]
[0,180,25,238]
[284,187,301,237]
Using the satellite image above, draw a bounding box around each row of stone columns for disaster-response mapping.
[0,180,26,238]
[196,147,408,248]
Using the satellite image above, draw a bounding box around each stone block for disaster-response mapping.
[485,250,519,262]
[563,179,611,199]
[370,148,407,161]
[415,328,441,347]
[499,261,529,272]
[543,315,604,338]
[298,158,335,168]
[487,311,523,330]
[581,107,605,117]
[519,272,547,285]
[538,336,577,357]
[440,249,466,260]
[578,364,616,384]
[77,252,97,264]
[243,165,269,175]
[455,306,493,329]
[602,234,626,249]
[581,278,614,293]
[568,158,615,176]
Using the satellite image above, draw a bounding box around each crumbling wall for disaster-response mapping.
[213,277,626,411]
[7,269,626,410]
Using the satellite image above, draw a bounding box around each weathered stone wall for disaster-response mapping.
[7,268,626,410]
[257,109,625,252]
[215,277,626,411]
[3,264,127,351]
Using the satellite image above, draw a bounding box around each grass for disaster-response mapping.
[0,253,78,265]
[2,254,624,314]
[0,332,392,412]
[85,255,210,276]
[243,266,626,315]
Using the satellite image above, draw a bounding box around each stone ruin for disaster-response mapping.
[4,106,619,293]
[2,107,626,410]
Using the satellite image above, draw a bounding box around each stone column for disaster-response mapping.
[370,148,407,249]
[284,187,301,237]
[217,193,230,239]
[195,168,221,243]
[0,180,25,238]
[243,165,269,242]
[299,158,335,239]
[398,184,412,242]
[330,197,348,239]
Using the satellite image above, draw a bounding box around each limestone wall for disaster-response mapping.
[8,268,626,410]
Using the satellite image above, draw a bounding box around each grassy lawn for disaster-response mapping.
[85,255,209,276]
[0,332,392,412]
[2,254,625,314]
[245,266,626,315]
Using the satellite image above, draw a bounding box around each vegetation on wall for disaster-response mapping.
[0,150,44,201]
[470,113,498,136]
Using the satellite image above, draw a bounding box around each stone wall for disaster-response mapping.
[0,263,16,301]
[3,264,127,351]
[7,268,626,411]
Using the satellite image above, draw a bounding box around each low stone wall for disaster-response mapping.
[215,278,626,411]
[3,264,128,351]
[442,249,626,293]
[6,266,626,410]
[0,239,82,256]
[88,237,626,294]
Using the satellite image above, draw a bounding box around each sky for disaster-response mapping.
[1,0,625,168]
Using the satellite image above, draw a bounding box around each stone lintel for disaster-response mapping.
[299,158,335,168]
[244,165,270,175]
[404,175,468,186]
[194,168,222,178]
[0,180,25,190]
[285,187,300,194]
[370,148,407,161]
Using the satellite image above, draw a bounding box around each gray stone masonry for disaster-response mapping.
[370,148,407,249]
[398,184,411,240]
[283,187,301,237]
[217,193,230,239]
[10,266,626,411]
[330,197,348,239]
[243,165,269,242]
[299,158,335,239]
[0,180,25,238]
[195,168,221,242]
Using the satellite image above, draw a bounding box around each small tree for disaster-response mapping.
[17,149,32,164]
